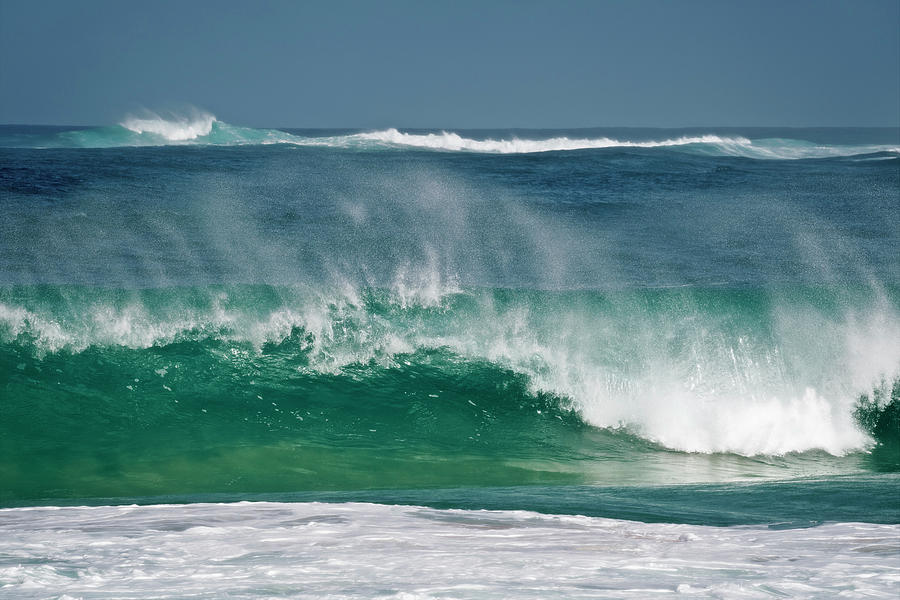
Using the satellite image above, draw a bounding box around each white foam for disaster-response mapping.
[120,110,216,141]
[352,128,747,154]
[0,303,74,354]
[471,297,893,456]
[618,386,869,455]
[320,129,900,158]
[0,502,896,599]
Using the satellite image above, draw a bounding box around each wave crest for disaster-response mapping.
[120,110,216,141]
[353,128,742,154]
[353,129,900,158]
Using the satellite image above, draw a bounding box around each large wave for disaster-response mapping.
[5,111,898,159]
[3,282,898,460]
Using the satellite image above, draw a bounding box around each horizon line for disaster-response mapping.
[2,122,899,131]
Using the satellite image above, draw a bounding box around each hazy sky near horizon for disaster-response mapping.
[1,0,898,128]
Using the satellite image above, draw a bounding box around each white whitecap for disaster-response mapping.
[120,110,216,141]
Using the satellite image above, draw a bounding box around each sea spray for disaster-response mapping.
[121,109,216,141]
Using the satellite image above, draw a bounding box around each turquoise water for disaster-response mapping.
[1,118,898,523]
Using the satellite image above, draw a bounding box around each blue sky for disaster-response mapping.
[1,0,898,127]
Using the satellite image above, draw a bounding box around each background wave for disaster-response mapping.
[2,112,897,159]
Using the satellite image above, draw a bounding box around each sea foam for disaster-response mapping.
[120,110,216,141]
[353,128,740,153]
[2,502,897,599]
[351,129,900,158]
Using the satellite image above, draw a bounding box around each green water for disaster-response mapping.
[2,284,897,506]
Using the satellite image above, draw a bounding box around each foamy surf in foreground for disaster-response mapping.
[2,502,898,599]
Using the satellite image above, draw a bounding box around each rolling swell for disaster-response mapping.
[2,114,897,159]
[2,283,898,503]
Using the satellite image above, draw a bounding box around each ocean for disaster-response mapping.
[1,114,898,598]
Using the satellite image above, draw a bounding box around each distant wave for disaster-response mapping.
[354,128,737,153]
[2,111,898,159]
[120,110,216,141]
[352,129,900,158]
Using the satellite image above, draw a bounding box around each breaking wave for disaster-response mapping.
[3,112,897,159]
[354,128,900,159]
[120,110,216,141]
[3,283,898,462]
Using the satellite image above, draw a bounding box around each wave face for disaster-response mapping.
[1,113,897,159]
